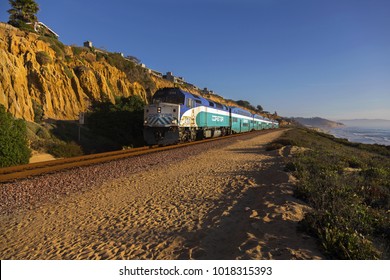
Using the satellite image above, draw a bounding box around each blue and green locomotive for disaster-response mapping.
[143,88,279,145]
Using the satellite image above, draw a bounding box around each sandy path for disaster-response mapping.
[0,130,323,259]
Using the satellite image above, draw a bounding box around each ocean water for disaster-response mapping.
[329,127,390,146]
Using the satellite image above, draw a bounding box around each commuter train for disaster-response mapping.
[143,88,279,145]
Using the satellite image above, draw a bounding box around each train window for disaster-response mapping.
[153,88,185,104]
[215,103,223,109]
[186,98,195,108]
[209,101,215,107]
[233,117,238,122]
[195,100,202,106]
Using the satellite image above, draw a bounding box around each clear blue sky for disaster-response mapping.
[1,0,389,120]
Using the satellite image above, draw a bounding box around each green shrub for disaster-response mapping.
[303,211,379,259]
[104,53,155,94]
[96,52,107,61]
[284,161,296,172]
[359,185,390,209]
[347,157,363,168]
[63,65,74,79]
[87,95,145,147]
[71,46,84,56]
[39,36,66,58]
[0,105,31,167]
[50,120,121,154]
[361,167,388,179]
[73,65,89,76]
[9,20,35,32]
[32,100,44,123]
[47,141,83,158]
[36,127,51,140]
[36,51,52,65]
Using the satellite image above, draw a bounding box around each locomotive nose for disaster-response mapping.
[143,103,181,146]
[144,104,180,127]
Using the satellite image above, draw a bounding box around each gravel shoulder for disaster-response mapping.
[0,130,324,259]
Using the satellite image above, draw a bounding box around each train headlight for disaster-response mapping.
[171,119,177,124]
[144,120,148,124]
[157,107,161,113]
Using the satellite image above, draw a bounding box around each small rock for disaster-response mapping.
[250,210,259,218]
[222,210,230,217]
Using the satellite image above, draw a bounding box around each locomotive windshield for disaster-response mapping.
[152,88,185,105]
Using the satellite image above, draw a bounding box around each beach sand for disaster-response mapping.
[29,150,56,164]
[0,130,323,259]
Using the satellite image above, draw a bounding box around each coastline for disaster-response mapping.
[308,126,390,147]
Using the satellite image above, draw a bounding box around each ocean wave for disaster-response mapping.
[329,127,390,146]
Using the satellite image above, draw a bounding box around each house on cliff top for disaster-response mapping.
[32,22,59,38]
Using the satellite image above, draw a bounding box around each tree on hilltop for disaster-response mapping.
[236,100,256,112]
[8,0,39,27]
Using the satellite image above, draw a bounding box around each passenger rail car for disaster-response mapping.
[143,88,279,145]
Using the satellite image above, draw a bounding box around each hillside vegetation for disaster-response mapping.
[269,128,390,259]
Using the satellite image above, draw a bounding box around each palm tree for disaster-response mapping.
[8,0,39,27]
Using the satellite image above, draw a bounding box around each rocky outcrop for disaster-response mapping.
[0,23,156,121]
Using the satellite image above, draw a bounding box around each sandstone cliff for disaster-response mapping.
[0,23,161,121]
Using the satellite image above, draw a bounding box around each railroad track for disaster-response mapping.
[0,130,272,183]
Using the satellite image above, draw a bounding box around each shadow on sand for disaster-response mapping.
[163,146,323,260]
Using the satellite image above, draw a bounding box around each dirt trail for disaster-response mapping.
[0,130,324,259]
